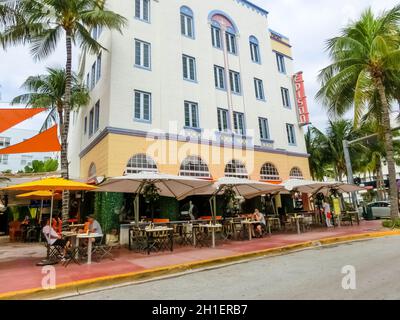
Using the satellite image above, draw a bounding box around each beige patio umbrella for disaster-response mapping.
[98,172,214,224]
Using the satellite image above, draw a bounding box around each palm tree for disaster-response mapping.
[0,0,126,224]
[317,6,400,220]
[12,67,89,130]
[305,127,327,181]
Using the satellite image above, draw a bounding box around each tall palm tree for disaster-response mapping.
[305,127,327,181]
[0,0,126,225]
[12,67,90,130]
[317,6,400,219]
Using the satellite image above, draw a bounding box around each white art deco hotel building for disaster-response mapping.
[68,0,311,187]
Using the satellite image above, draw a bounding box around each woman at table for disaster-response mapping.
[42,218,71,261]
[253,209,266,238]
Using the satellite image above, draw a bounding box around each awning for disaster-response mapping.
[0,125,60,154]
[0,108,46,133]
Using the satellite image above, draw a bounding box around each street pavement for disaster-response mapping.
[64,236,400,300]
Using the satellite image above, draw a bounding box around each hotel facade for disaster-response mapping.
[68,0,311,185]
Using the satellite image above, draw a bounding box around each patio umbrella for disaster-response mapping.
[98,172,214,224]
[312,182,365,196]
[1,178,98,263]
[16,190,62,223]
[282,179,333,194]
[186,177,285,223]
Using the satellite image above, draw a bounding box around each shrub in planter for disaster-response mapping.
[382,219,400,229]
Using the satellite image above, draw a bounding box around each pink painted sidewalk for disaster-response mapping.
[0,221,386,295]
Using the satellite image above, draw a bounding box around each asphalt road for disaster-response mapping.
[65,236,400,300]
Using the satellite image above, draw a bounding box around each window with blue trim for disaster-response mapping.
[134,90,151,122]
[135,39,151,69]
[254,78,265,100]
[180,6,194,38]
[286,124,296,145]
[258,117,270,140]
[217,108,229,132]
[225,32,237,54]
[276,53,286,74]
[184,101,199,128]
[281,87,291,108]
[214,65,225,89]
[233,112,245,136]
[229,70,241,94]
[135,0,150,22]
[211,25,222,48]
[182,55,196,81]
[249,36,260,63]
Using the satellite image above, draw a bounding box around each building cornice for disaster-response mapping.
[79,127,310,160]
[235,0,269,17]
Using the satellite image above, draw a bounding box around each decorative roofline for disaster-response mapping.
[234,0,269,17]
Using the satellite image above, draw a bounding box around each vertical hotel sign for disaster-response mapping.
[293,72,311,126]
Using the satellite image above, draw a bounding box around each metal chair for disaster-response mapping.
[91,236,115,262]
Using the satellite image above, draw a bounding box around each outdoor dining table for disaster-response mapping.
[193,223,222,248]
[76,233,103,264]
[241,220,260,241]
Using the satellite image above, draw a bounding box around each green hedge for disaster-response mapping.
[382,219,400,229]
[94,192,124,234]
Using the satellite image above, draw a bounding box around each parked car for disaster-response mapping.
[358,201,391,219]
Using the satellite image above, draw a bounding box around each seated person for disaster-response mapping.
[42,218,71,260]
[253,209,266,238]
[88,215,103,244]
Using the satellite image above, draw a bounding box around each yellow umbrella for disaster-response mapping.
[1,178,97,264]
[16,190,62,223]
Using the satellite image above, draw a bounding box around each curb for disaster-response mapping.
[1,229,400,300]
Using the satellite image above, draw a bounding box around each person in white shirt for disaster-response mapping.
[42,219,70,259]
[253,209,266,237]
[323,199,333,228]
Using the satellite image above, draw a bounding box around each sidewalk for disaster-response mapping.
[0,220,395,299]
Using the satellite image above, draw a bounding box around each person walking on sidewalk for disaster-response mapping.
[323,199,333,228]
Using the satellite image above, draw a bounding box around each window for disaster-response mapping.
[0,137,10,148]
[94,101,100,132]
[182,55,196,81]
[290,167,304,179]
[135,39,151,69]
[125,154,158,175]
[281,87,291,108]
[276,53,286,74]
[258,118,270,140]
[214,65,225,90]
[84,116,87,134]
[260,163,280,181]
[89,108,94,136]
[229,70,241,94]
[211,26,222,48]
[217,108,229,132]
[90,63,96,89]
[91,25,102,40]
[180,156,211,178]
[286,124,296,145]
[225,32,237,54]
[21,155,33,166]
[96,53,102,82]
[180,7,194,38]
[0,155,8,165]
[86,73,90,89]
[225,160,248,179]
[184,101,199,128]
[134,90,151,122]
[233,112,245,135]
[135,0,150,22]
[249,36,260,63]
[254,78,265,100]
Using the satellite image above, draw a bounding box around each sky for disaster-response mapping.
[0,0,399,131]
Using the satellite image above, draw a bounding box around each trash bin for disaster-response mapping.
[365,206,374,221]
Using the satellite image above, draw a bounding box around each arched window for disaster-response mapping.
[224,160,248,179]
[260,163,280,181]
[209,11,238,54]
[180,6,194,38]
[289,167,304,179]
[249,36,260,63]
[88,163,97,179]
[179,156,211,178]
[125,154,158,175]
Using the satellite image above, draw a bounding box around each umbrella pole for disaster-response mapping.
[134,182,145,225]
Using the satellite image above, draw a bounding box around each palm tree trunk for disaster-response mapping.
[61,31,73,229]
[376,77,399,220]
[376,167,384,201]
